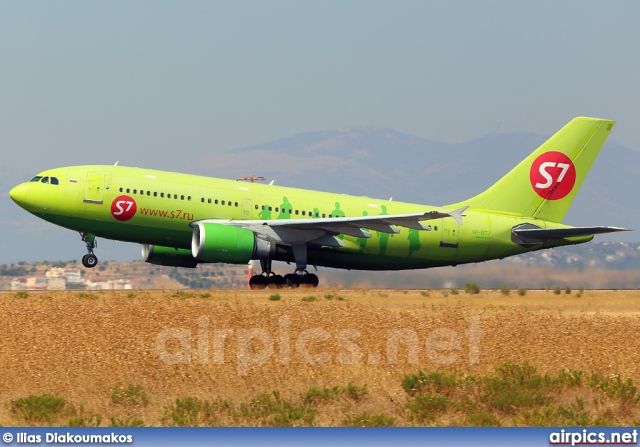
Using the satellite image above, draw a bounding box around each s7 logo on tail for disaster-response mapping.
[530,152,576,200]
[535,161,571,188]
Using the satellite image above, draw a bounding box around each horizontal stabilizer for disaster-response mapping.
[513,226,630,242]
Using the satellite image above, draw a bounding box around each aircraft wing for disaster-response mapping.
[512,225,630,242]
[192,206,468,247]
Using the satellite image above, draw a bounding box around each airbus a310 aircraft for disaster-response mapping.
[9,117,629,289]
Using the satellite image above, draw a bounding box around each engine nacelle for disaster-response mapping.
[141,244,199,268]
[191,222,274,264]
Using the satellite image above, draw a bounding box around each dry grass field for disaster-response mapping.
[1,288,640,426]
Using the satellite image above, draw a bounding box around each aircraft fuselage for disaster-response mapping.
[10,165,583,271]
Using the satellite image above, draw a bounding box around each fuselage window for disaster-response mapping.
[228,201,232,207]
[41,177,49,184]
[147,191,150,196]
[51,177,59,185]
[201,198,204,203]
[315,212,319,217]
[262,205,265,210]
[221,200,225,205]
[302,211,306,216]
[295,210,299,215]
[215,199,219,204]
[133,189,137,194]
[126,188,130,193]
[322,213,326,218]
[208,198,212,204]
[161,192,164,198]
[119,187,123,193]
[181,195,184,200]
[174,194,178,199]
[255,204,259,210]
[30,176,42,182]
[188,196,191,201]
[269,206,272,211]
[235,202,238,207]
[154,192,157,197]
[168,193,171,199]
[275,207,279,212]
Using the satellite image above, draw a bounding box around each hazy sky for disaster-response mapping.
[1,1,639,264]
[1,0,639,176]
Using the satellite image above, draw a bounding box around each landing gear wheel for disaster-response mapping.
[82,254,98,268]
[80,233,98,269]
[268,275,285,289]
[249,275,268,290]
[302,273,319,288]
[284,273,301,288]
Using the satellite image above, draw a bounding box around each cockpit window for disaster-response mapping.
[50,177,59,185]
[41,177,49,184]
[30,176,42,182]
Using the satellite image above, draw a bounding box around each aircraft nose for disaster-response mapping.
[9,184,28,207]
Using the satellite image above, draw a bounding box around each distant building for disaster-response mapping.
[10,278,24,291]
[64,269,84,284]
[46,267,85,284]
[12,268,90,291]
[86,278,132,290]
[47,277,66,290]
[45,268,65,278]
[25,276,48,290]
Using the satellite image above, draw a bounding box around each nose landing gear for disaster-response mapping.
[80,232,98,268]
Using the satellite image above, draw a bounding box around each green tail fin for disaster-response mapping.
[450,117,615,223]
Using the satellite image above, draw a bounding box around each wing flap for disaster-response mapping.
[317,226,372,238]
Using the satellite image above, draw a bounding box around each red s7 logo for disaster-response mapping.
[111,195,137,221]
[530,152,576,200]
[535,162,571,189]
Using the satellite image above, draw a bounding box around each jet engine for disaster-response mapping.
[141,244,199,268]
[191,222,274,264]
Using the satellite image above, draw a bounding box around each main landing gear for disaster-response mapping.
[249,257,319,290]
[80,232,98,268]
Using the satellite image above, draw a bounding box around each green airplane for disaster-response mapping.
[9,117,628,289]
